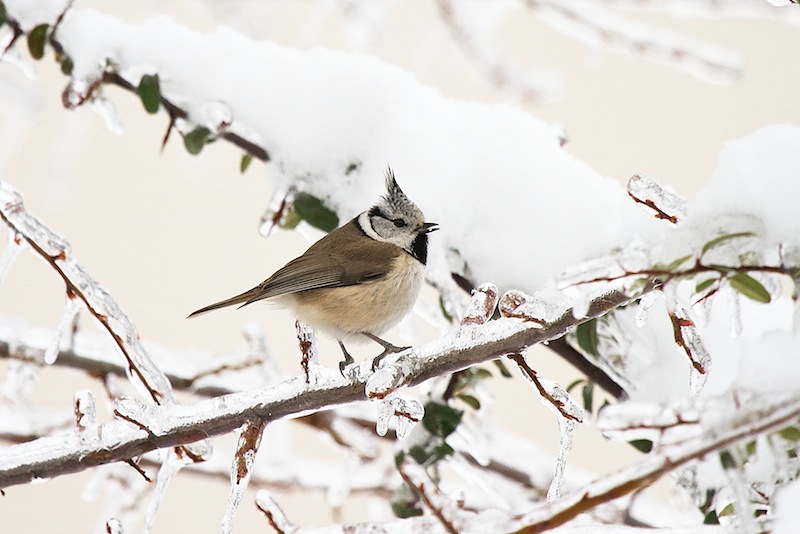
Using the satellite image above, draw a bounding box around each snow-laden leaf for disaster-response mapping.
[137,74,161,114]
[27,24,49,60]
[729,272,771,303]
[695,277,717,294]
[293,192,339,232]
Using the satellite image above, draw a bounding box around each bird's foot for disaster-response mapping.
[338,341,356,377]
[371,343,410,371]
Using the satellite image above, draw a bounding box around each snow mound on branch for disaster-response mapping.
[54,8,655,293]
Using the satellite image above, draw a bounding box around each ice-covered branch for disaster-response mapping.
[508,391,800,532]
[0,282,635,488]
[525,0,745,83]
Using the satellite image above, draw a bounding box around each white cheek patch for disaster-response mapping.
[358,211,382,241]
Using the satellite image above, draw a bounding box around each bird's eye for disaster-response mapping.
[392,218,407,228]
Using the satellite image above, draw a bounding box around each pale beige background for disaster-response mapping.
[1,1,799,532]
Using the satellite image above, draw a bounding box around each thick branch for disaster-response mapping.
[0,289,633,488]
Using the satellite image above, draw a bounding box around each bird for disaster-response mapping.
[188,169,438,372]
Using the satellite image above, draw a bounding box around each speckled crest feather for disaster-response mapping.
[383,168,423,221]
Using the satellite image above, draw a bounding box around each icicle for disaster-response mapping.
[105,518,124,534]
[74,389,99,445]
[91,96,124,135]
[144,449,192,533]
[392,395,425,440]
[258,186,292,237]
[548,418,577,503]
[635,289,662,327]
[0,231,23,286]
[728,287,742,339]
[671,305,712,395]
[254,490,294,531]
[376,397,392,437]
[2,360,42,404]
[44,292,82,365]
[222,419,266,534]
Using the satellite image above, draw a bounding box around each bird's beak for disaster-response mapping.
[423,222,439,233]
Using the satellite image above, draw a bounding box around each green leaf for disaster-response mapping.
[0,3,8,28]
[566,379,586,394]
[60,55,73,75]
[575,319,599,357]
[718,503,735,517]
[408,445,430,465]
[582,381,594,413]
[779,426,800,442]
[745,440,757,457]
[493,359,512,378]
[701,231,755,255]
[391,487,423,519]
[719,450,736,469]
[729,272,771,303]
[183,126,211,155]
[137,74,161,114]
[703,510,720,525]
[430,442,455,463]
[695,277,716,294]
[666,254,692,271]
[629,439,653,453]
[422,402,463,439]
[27,23,49,60]
[438,295,454,323]
[240,152,253,174]
[456,393,481,410]
[394,450,405,468]
[293,192,339,233]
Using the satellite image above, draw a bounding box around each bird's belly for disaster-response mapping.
[289,255,424,341]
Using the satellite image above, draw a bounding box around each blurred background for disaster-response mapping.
[1,1,799,531]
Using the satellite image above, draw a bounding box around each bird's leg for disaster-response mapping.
[364,332,410,370]
[338,340,355,376]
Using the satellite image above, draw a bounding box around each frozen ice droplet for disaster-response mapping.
[392,396,424,439]
[105,518,124,534]
[74,389,98,443]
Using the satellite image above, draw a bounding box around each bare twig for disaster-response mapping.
[508,353,582,422]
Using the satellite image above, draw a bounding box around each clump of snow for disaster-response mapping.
[42,7,660,295]
[690,124,800,245]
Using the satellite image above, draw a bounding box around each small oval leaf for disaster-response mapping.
[240,152,253,174]
[575,319,599,357]
[629,439,653,453]
[695,277,717,294]
[27,23,49,60]
[137,74,161,114]
[183,126,211,155]
[701,231,755,255]
[422,402,463,438]
[456,393,481,410]
[60,55,74,75]
[293,192,339,232]
[729,272,771,303]
[666,254,692,271]
[0,4,8,27]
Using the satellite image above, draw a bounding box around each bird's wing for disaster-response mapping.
[242,251,387,305]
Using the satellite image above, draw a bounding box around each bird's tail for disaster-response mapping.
[187,288,262,318]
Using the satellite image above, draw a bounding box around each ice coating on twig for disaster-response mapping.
[74,388,99,445]
[365,352,414,400]
[44,292,82,365]
[258,186,292,237]
[143,449,192,533]
[255,490,295,532]
[635,288,662,327]
[459,283,498,326]
[105,518,124,534]
[90,95,124,135]
[0,231,23,287]
[499,288,568,326]
[223,418,266,534]
[374,394,424,438]
[627,173,688,224]
[0,181,175,405]
[296,321,321,384]
[669,304,711,394]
